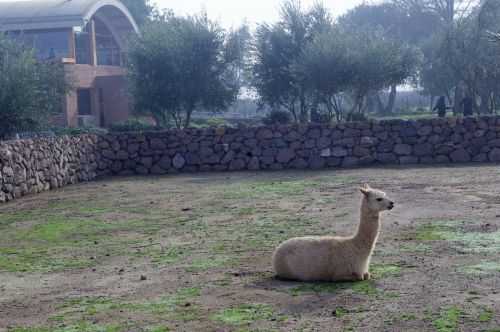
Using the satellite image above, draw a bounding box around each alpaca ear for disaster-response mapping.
[360,187,370,196]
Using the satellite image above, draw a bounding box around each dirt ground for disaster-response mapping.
[1,165,500,332]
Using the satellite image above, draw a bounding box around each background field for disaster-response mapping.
[1,165,500,331]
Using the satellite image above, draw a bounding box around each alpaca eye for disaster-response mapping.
[376,198,383,202]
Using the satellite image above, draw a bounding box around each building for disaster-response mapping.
[0,0,139,127]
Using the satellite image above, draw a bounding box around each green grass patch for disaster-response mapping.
[134,245,189,266]
[9,322,124,332]
[334,307,349,318]
[0,247,93,272]
[0,211,174,272]
[288,263,400,297]
[414,220,500,254]
[432,306,463,332]
[478,307,494,323]
[55,287,201,326]
[399,313,418,321]
[212,303,280,326]
[289,280,377,296]
[186,256,234,272]
[147,327,170,332]
[219,176,354,200]
[461,261,500,275]
[371,264,402,278]
[400,243,432,253]
[415,224,450,241]
[221,180,317,200]
[0,211,38,228]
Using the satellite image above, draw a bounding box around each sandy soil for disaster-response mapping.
[1,165,500,332]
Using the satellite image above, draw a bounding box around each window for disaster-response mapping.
[95,19,121,66]
[9,30,69,61]
[77,89,92,115]
[75,31,91,64]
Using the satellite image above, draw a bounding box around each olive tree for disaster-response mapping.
[295,27,421,121]
[251,1,332,123]
[121,0,154,26]
[127,12,242,128]
[0,34,69,140]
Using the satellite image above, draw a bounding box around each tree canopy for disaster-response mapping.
[127,12,243,128]
[251,0,420,122]
[0,34,70,139]
[121,0,153,26]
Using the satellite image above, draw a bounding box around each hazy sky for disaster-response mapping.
[152,0,367,27]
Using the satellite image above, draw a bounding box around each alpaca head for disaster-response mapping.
[360,184,394,212]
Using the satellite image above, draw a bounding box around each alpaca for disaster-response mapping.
[272,184,394,282]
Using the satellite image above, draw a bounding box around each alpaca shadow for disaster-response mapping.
[247,273,366,315]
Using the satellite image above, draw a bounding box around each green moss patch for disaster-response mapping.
[461,261,500,275]
[478,307,495,323]
[414,220,500,254]
[287,263,401,297]
[212,303,280,326]
[432,306,463,332]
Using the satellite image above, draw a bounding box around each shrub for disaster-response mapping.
[108,119,159,132]
[52,126,108,136]
[262,110,292,125]
[346,112,368,122]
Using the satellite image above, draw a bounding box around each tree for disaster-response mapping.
[347,30,421,115]
[224,24,252,91]
[121,0,154,26]
[0,34,70,139]
[252,1,332,123]
[392,0,479,25]
[295,27,420,121]
[339,3,438,115]
[340,2,441,45]
[293,28,351,122]
[127,13,241,128]
[421,0,500,115]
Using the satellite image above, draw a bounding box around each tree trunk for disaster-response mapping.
[386,85,397,114]
[453,82,465,115]
[479,91,491,114]
[375,85,397,115]
[184,108,193,128]
[299,94,308,123]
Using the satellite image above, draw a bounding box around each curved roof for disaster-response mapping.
[0,0,139,32]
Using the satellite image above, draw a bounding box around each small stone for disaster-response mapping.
[276,149,295,163]
[172,154,186,169]
[320,148,331,157]
[394,144,412,156]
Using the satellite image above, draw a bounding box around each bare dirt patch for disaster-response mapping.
[1,165,500,331]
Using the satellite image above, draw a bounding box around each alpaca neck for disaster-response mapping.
[353,199,381,254]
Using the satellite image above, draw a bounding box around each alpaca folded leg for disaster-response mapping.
[351,272,365,281]
[363,272,371,280]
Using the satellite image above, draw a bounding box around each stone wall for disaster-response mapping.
[0,135,99,203]
[3,116,500,203]
[95,116,500,177]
